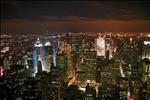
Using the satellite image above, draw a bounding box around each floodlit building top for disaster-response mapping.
[34,38,43,47]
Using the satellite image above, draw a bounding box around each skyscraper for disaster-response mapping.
[52,41,59,67]
[142,38,150,83]
[44,41,53,73]
[96,36,105,57]
[33,38,46,76]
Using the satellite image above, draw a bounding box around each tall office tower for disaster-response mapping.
[105,37,110,60]
[33,38,46,76]
[76,35,97,83]
[96,36,105,57]
[44,41,53,72]
[33,49,38,76]
[105,34,114,60]
[59,40,73,76]
[141,38,150,83]
[69,33,83,75]
[142,40,150,60]
[141,36,150,100]
[57,53,68,72]
[70,33,82,52]
[84,51,97,81]
[52,41,59,67]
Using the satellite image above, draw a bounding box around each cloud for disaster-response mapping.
[41,16,95,22]
[1,1,150,20]
[1,16,150,33]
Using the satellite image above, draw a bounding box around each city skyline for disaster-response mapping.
[1,1,150,99]
[1,1,150,33]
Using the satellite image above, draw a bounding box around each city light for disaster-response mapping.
[44,41,51,46]
[119,62,125,77]
[33,48,38,76]
[34,38,43,47]
[52,42,58,67]
[1,1,150,99]
[144,41,150,45]
[1,32,150,100]
[0,66,4,76]
[96,36,105,56]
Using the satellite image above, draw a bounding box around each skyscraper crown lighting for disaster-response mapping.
[34,38,43,47]
[44,41,51,46]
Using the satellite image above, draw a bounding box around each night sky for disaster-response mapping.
[1,1,150,33]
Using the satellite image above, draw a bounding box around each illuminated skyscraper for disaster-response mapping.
[59,40,72,76]
[52,41,58,67]
[142,40,150,60]
[33,38,46,76]
[33,49,38,75]
[142,39,150,83]
[105,36,113,60]
[96,36,105,57]
[44,41,53,72]
[57,53,68,72]
[83,51,97,81]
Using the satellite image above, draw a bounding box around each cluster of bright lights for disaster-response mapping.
[79,86,86,92]
[96,37,105,56]
[0,66,4,76]
[147,34,150,37]
[44,41,51,46]
[142,41,150,60]
[1,47,9,53]
[144,41,150,45]
[34,38,43,47]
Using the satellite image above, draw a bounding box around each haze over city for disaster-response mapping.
[1,1,150,33]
